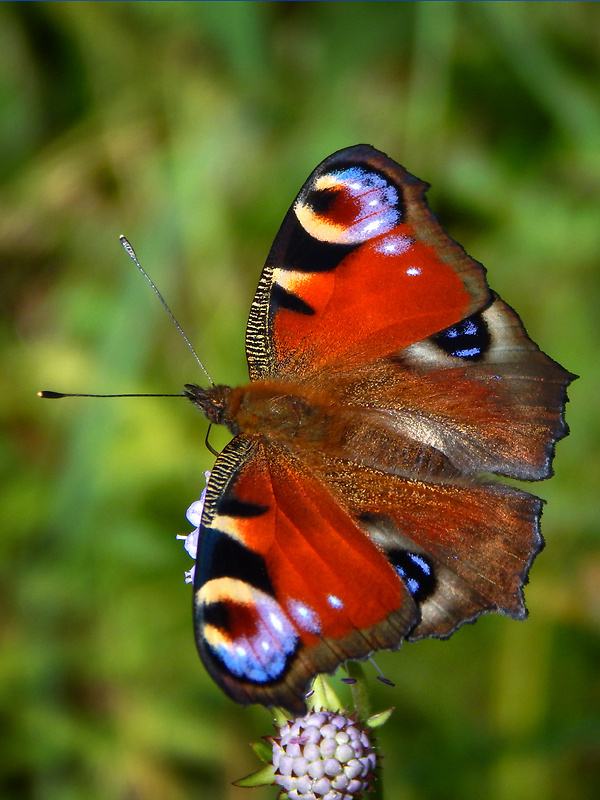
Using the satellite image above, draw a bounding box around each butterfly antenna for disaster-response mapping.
[38,390,187,399]
[120,235,214,386]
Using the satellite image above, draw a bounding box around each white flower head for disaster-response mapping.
[272,709,377,799]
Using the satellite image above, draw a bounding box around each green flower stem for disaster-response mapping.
[345,662,373,721]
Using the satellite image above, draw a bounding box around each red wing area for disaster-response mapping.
[246,144,490,379]
[193,436,417,712]
[271,230,476,371]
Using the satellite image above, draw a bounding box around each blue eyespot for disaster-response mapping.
[390,550,436,603]
[432,314,490,361]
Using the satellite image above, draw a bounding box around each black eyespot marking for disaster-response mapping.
[305,186,339,215]
[203,600,230,630]
[271,284,315,316]
[387,549,436,604]
[282,218,358,273]
[431,313,490,361]
[197,529,274,597]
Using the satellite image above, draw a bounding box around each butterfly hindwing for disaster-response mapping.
[313,456,544,639]
[398,295,574,480]
[299,294,574,482]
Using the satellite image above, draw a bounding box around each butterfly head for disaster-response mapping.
[184,383,240,434]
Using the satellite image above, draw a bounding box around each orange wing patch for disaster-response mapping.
[272,224,473,370]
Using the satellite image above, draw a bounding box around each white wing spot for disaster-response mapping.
[270,612,284,632]
[363,219,384,234]
[374,233,413,256]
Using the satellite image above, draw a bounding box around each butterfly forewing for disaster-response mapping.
[194,436,417,711]
[246,145,490,379]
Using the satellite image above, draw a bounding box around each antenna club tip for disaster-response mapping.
[120,235,138,262]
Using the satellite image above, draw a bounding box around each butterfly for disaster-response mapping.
[183,144,575,714]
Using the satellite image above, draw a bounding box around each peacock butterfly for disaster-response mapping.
[182,144,574,714]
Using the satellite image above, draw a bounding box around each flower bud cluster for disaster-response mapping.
[272,710,376,799]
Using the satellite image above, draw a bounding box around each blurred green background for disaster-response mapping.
[1,2,598,799]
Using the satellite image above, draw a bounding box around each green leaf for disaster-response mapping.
[251,738,273,763]
[233,764,276,788]
[367,708,395,729]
